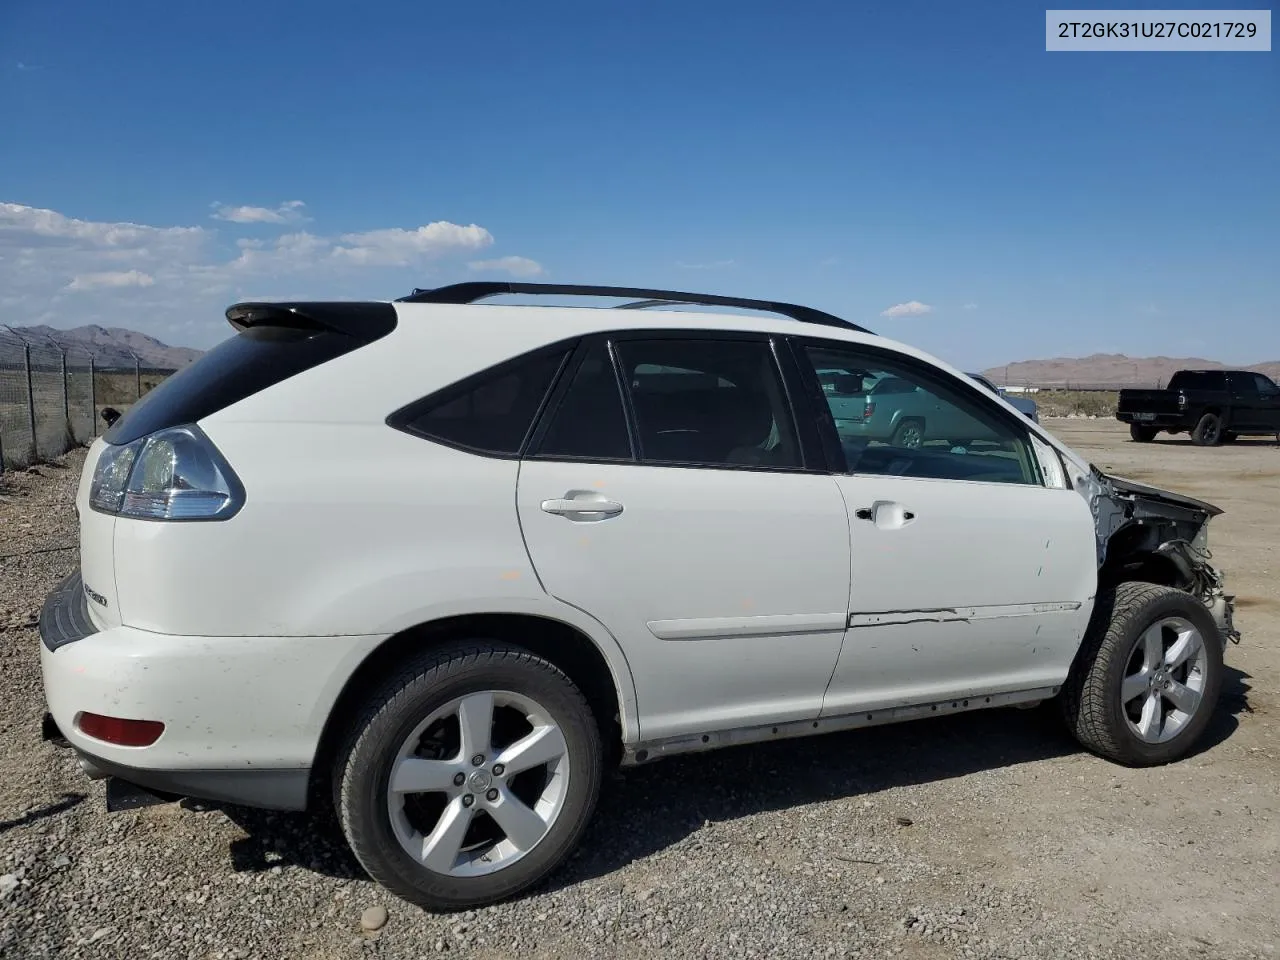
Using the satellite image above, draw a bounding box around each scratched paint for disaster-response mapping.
[848,600,1081,629]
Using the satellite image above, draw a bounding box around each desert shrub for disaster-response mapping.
[1034,390,1118,418]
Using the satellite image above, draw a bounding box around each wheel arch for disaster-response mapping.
[1100,550,1184,592]
[307,609,637,809]
[1100,511,1216,600]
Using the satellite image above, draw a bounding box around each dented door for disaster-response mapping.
[820,475,1097,715]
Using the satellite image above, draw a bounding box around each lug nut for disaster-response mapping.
[492,763,505,776]
[462,794,474,807]
[486,788,499,802]
[471,754,485,767]
[453,772,465,786]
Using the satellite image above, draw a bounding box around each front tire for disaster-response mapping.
[1129,424,1158,443]
[1061,582,1223,766]
[336,642,603,911]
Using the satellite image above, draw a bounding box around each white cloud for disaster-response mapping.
[0,201,205,251]
[228,231,332,272]
[332,222,493,266]
[66,270,156,291]
[676,259,736,270]
[468,255,545,278]
[210,200,308,224]
[962,302,978,311]
[880,300,933,318]
[0,201,518,346]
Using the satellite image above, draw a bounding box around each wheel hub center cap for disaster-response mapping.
[468,769,493,792]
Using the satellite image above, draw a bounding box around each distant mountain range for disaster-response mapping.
[981,353,1280,389]
[3,324,204,370]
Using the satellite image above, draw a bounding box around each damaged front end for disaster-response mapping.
[1072,463,1239,645]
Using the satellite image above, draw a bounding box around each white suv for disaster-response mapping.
[39,282,1239,911]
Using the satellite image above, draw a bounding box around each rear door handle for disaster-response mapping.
[854,501,915,528]
[540,491,624,521]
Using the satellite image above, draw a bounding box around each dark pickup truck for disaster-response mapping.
[1117,369,1280,445]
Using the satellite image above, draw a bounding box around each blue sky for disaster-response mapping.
[1,0,1276,369]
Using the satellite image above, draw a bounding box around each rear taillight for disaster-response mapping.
[89,425,243,521]
[76,712,165,747]
[863,402,876,420]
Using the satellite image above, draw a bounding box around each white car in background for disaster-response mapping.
[40,282,1237,911]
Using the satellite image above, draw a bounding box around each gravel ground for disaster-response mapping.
[2,422,1278,960]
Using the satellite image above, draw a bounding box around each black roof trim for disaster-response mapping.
[225,301,398,342]
[396,282,872,334]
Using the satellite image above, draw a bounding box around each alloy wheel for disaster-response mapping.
[386,690,571,877]
[1120,617,1208,744]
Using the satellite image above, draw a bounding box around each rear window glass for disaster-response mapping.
[1169,371,1224,391]
[104,324,382,446]
[399,349,569,456]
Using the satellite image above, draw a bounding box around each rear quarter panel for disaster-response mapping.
[109,419,641,741]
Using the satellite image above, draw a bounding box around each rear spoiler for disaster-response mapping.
[225,302,397,341]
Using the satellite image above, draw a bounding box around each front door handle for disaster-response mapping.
[854,500,915,529]
[540,491,624,521]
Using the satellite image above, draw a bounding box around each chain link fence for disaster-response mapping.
[0,329,176,473]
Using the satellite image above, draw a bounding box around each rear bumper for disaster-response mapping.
[38,571,386,811]
[1116,412,1184,428]
[40,713,308,810]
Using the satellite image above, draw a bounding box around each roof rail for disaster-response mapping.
[396,282,872,333]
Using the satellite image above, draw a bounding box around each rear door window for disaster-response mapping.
[614,338,803,470]
[530,341,633,461]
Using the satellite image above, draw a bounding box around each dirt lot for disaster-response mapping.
[1,419,1277,960]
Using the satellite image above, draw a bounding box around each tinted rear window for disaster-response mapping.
[532,341,633,461]
[1168,371,1224,391]
[104,324,385,445]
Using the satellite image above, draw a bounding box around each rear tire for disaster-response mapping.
[336,642,603,911]
[1129,424,1158,443]
[891,418,925,449]
[1061,582,1223,766]
[1191,412,1223,446]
